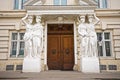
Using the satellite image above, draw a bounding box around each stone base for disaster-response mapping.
[73,64,78,71]
[44,64,48,71]
[22,57,41,72]
[81,57,100,73]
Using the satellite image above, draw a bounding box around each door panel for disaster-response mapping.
[47,35,61,70]
[61,35,74,70]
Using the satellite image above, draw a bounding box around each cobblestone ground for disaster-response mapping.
[0,71,120,80]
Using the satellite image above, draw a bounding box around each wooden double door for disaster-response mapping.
[47,24,74,70]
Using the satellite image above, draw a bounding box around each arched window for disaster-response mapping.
[54,0,67,5]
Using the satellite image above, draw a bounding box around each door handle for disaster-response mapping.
[51,49,56,54]
[65,48,70,54]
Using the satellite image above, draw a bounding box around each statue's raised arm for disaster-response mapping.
[93,14,100,25]
[21,14,34,58]
[21,14,28,25]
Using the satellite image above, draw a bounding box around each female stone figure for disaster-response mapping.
[87,14,100,57]
[22,14,33,58]
[78,15,88,57]
[32,15,43,58]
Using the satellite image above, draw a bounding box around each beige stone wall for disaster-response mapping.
[0,10,120,72]
[0,11,25,71]
[76,9,120,72]
[0,29,9,59]
[108,0,120,9]
[0,0,14,11]
[98,20,120,71]
[99,15,120,71]
[0,0,120,72]
[0,11,47,71]
[0,0,120,11]
[0,59,23,71]
[100,59,120,72]
[44,0,53,5]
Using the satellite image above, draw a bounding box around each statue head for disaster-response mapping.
[27,15,33,24]
[36,15,41,23]
[80,15,85,23]
[88,15,93,23]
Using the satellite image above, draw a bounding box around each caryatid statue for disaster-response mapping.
[22,14,34,58]
[87,14,100,57]
[22,14,44,58]
[78,14,100,57]
[78,15,89,57]
[32,15,44,58]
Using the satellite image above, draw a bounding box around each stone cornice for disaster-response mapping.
[0,10,26,18]
[95,9,120,17]
[0,9,120,17]
[25,5,96,10]
[25,5,96,15]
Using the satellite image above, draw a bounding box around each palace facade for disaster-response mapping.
[0,0,120,72]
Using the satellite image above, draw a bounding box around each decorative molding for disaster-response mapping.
[95,9,120,17]
[27,10,95,15]
[25,5,96,10]
[116,52,120,59]
[0,11,26,18]
[101,22,120,30]
[0,23,21,30]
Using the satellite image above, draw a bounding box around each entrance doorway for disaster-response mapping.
[47,24,74,70]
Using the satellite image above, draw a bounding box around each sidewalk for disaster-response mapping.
[0,70,120,80]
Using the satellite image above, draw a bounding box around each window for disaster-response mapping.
[54,0,67,5]
[10,32,25,58]
[108,65,117,70]
[96,0,107,8]
[14,0,28,9]
[100,65,107,70]
[6,65,14,71]
[97,32,112,57]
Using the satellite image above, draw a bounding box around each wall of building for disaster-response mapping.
[0,0,120,11]
[0,11,25,71]
[0,0,14,11]
[0,10,120,72]
[108,0,120,9]
[75,9,120,72]
[0,0,120,72]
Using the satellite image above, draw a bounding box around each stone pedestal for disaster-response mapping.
[81,57,100,73]
[22,57,41,72]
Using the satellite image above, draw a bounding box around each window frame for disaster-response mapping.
[54,0,67,5]
[96,0,108,8]
[14,0,27,9]
[9,31,25,59]
[97,30,114,58]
